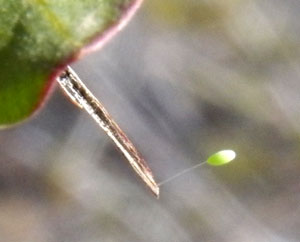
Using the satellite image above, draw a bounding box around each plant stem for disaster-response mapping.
[57,66,159,197]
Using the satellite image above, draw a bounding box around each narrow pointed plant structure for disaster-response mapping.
[0,0,160,196]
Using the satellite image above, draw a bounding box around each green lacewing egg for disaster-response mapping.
[207,150,236,166]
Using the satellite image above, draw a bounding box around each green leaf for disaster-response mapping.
[207,150,236,166]
[0,0,141,126]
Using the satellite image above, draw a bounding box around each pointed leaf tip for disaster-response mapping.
[207,150,236,166]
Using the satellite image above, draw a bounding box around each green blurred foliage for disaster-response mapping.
[0,0,135,125]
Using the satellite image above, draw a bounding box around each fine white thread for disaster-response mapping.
[158,161,207,186]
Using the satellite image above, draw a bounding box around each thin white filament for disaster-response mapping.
[158,161,207,186]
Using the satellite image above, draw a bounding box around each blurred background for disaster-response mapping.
[1,0,300,241]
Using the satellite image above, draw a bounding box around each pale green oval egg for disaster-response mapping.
[207,150,236,166]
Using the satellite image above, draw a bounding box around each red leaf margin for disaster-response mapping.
[31,0,144,125]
